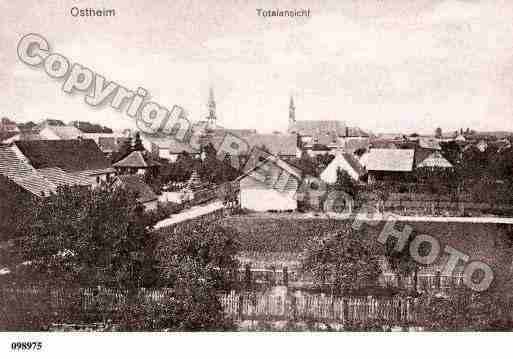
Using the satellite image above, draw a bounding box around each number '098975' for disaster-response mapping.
[11,342,42,350]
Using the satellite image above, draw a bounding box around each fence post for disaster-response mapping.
[269,266,276,286]
[244,263,252,289]
[238,294,244,320]
[283,267,289,287]
[435,270,441,291]
[290,294,297,321]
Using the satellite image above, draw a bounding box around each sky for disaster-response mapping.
[2,0,513,134]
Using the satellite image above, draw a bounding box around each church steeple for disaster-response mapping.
[289,96,295,125]
[206,87,217,125]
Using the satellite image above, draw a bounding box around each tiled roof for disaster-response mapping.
[237,153,303,185]
[115,175,158,203]
[113,151,161,168]
[208,132,298,157]
[37,167,92,187]
[76,168,115,176]
[360,149,414,172]
[341,152,366,176]
[43,126,83,140]
[321,152,366,182]
[146,134,200,154]
[0,145,56,196]
[15,139,111,172]
[243,134,298,156]
[288,120,347,136]
[417,152,453,169]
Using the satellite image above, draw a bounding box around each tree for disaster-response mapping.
[9,185,159,288]
[383,229,420,291]
[133,132,146,152]
[157,223,239,290]
[152,222,240,330]
[332,167,357,198]
[0,175,34,243]
[197,143,240,185]
[2,185,239,330]
[493,146,513,181]
[297,151,318,177]
[302,222,381,294]
[435,127,442,139]
[440,141,462,167]
[315,153,335,171]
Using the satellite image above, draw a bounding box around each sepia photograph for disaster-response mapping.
[1,0,513,356]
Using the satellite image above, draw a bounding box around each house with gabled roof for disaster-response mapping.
[113,150,161,175]
[359,149,415,183]
[0,144,57,197]
[14,139,115,185]
[235,154,303,212]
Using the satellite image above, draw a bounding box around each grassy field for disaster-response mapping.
[218,213,351,253]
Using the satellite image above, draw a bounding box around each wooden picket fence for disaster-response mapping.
[219,291,418,324]
[234,262,464,293]
[1,286,422,327]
